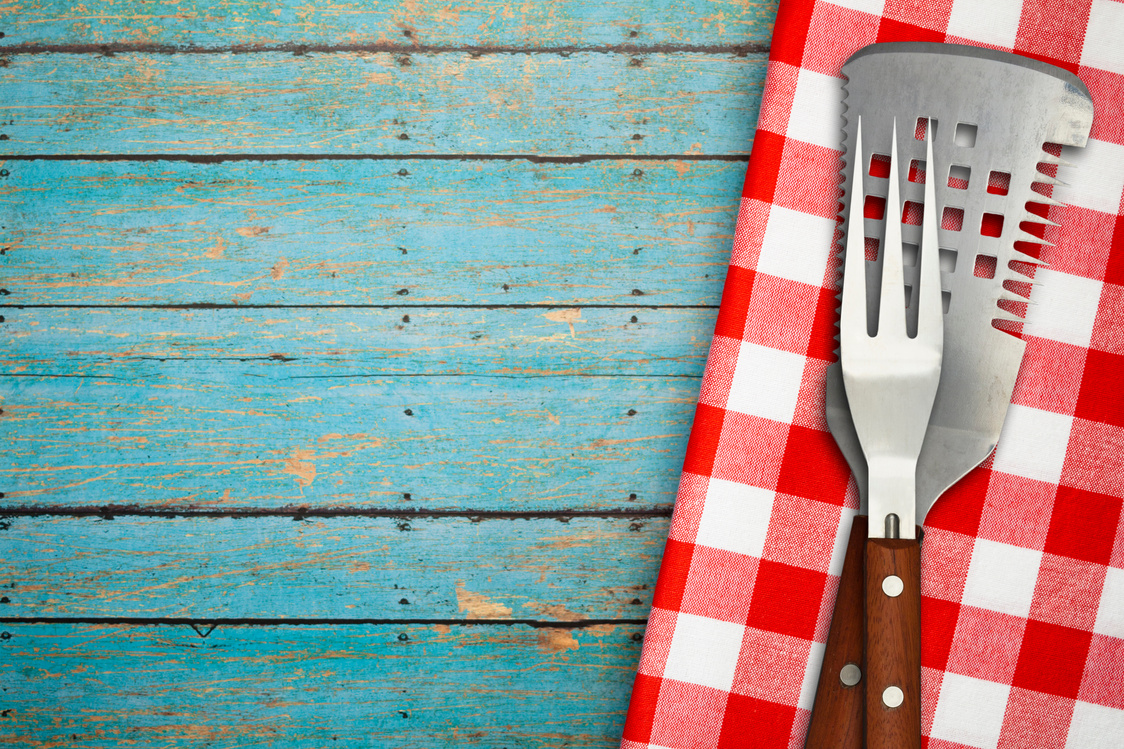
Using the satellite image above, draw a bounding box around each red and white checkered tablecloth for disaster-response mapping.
[621,2,1124,747]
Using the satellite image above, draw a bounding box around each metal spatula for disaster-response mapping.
[805,43,1093,749]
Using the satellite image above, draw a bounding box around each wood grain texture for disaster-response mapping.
[2,307,715,376]
[864,539,921,749]
[1,158,743,305]
[0,0,777,48]
[0,622,643,748]
[805,514,865,749]
[0,52,765,155]
[2,370,696,510]
[0,514,666,619]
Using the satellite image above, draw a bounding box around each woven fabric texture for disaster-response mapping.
[621,1,1124,747]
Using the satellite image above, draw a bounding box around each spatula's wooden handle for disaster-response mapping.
[864,538,921,749]
[804,515,866,749]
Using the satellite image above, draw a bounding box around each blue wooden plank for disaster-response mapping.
[0,622,643,748]
[1,515,666,619]
[0,52,764,154]
[1,0,778,48]
[1,158,742,305]
[2,369,697,510]
[2,307,716,377]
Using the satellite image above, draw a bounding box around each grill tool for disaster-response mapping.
[805,42,1094,749]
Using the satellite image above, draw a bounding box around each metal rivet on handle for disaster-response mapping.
[882,574,904,597]
[882,686,904,708]
[839,663,862,687]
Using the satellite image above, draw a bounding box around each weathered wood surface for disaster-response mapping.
[0,52,764,155]
[1,159,742,306]
[1,0,775,48]
[1,515,667,619]
[3,370,696,509]
[2,307,715,376]
[0,622,643,748]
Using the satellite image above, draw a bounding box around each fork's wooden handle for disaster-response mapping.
[804,515,866,749]
[864,538,921,749]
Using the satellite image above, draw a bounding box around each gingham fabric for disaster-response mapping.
[621,2,1124,748]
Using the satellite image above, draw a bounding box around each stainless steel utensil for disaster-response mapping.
[806,42,1094,749]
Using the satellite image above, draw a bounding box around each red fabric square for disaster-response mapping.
[920,596,961,671]
[977,472,1058,550]
[651,539,697,613]
[946,606,1027,684]
[1011,337,1087,416]
[714,266,758,340]
[1045,206,1115,282]
[622,673,663,744]
[698,336,740,409]
[718,694,796,749]
[1029,553,1108,631]
[776,424,852,505]
[792,356,831,432]
[997,688,1076,749]
[806,283,840,363]
[766,0,816,68]
[729,198,772,272]
[745,560,827,640]
[755,62,800,137]
[712,411,790,490]
[773,139,843,220]
[1075,348,1124,429]
[1013,0,1094,74]
[1079,634,1124,710]
[924,465,988,536]
[761,494,843,571]
[649,679,729,749]
[1012,620,1093,699]
[1062,418,1124,499]
[731,628,812,705]
[919,528,974,602]
[743,130,787,203]
[882,0,955,31]
[679,546,760,624]
[740,274,819,355]
[875,17,947,44]
[1107,216,1124,287]
[1091,282,1124,356]
[800,3,880,76]
[683,404,727,478]
[1044,485,1123,565]
[1081,67,1124,149]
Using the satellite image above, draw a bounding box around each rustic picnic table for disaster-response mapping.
[0,1,777,745]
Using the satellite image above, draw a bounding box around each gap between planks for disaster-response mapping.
[1,42,769,57]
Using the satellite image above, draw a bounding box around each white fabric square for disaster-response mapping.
[787,69,845,150]
[1024,269,1103,349]
[824,0,885,13]
[931,673,1011,748]
[992,404,1074,485]
[798,642,826,709]
[696,478,774,557]
[946,0,1022,48]
[962,538,1043,618]
[1057,139,1124,215]
[1066,700,1124,749]
[1081,0,1124,75]
[1093,566,1124,638]
[663,612,747,692]
[757,206,835,287]
[726,342,807,424]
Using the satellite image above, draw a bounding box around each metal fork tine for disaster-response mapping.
[917,123,943,341]
[878,119,906,338]
[841,117,867,346]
